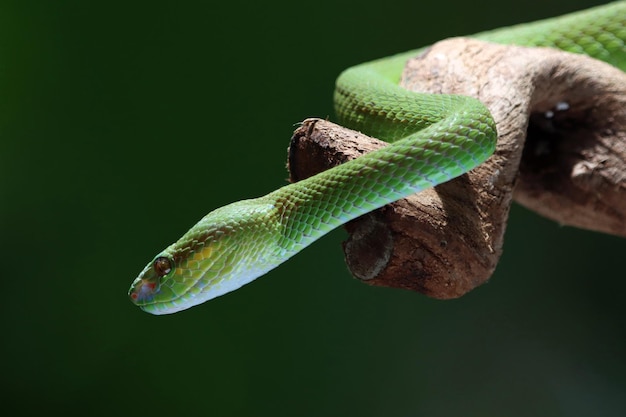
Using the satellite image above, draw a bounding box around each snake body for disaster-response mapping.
[129,2,626,314]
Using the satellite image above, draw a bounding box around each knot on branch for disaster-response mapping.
[288,38,626,299]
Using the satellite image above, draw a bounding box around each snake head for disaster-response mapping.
[128,198,281,315]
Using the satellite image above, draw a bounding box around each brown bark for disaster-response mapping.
[288,38,626,299]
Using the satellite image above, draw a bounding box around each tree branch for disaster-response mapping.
[288,38,626,299]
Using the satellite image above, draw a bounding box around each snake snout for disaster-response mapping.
[128,277,158,303]
[128,261,162,304]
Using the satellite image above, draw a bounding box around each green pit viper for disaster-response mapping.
[129,2,626,314]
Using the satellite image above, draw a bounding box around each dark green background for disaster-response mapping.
[1,1,624,416]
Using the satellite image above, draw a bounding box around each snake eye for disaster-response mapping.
[153,256,173,277]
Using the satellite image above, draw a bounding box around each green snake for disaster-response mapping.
[129,2,626,314]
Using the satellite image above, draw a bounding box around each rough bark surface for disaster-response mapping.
[288,38,626,299]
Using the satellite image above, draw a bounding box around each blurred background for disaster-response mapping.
[1,0,624,416]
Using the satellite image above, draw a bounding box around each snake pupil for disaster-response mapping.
[154,256,173,277]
